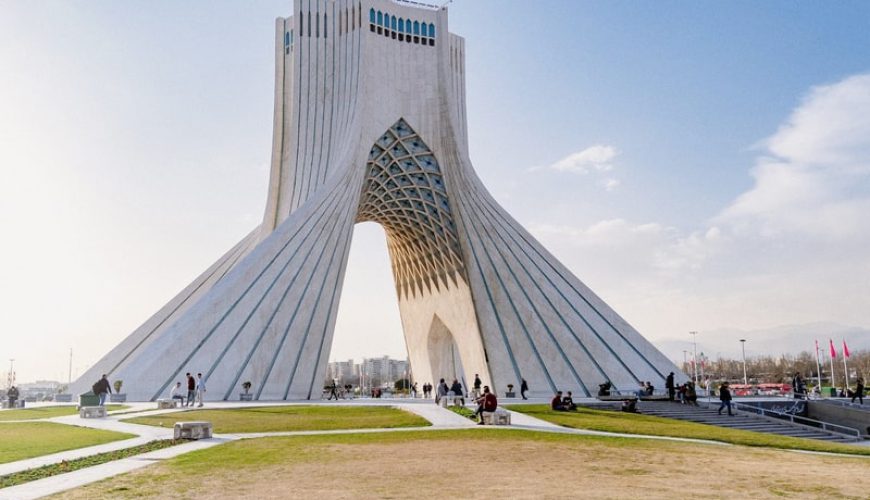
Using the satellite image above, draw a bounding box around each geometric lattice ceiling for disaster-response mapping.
[357,118,466,299]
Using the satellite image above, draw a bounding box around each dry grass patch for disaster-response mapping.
[51,430,870,499]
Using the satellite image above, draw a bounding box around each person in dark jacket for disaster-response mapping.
[473,386,498,424]
[93,374,112,406]
[450,379,464,406]
[520,379,529,400]
[551,391,567,411]
[852,377,864,405]
[7,386,19,408]
[186,373,196,407]
[666,372,675,401]
[718,381,733,416]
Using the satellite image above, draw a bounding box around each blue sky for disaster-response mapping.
[2,1,869,383]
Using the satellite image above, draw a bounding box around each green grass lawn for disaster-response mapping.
[123,405,430,433]
[506,404,870,456]
[0,405,128,422]
[0,422,135,464]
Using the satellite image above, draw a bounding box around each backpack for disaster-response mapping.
[92,382,100,394]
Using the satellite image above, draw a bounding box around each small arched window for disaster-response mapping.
[398,18,404,32]
[413,21,419,35]
[391,15,396,31]
[299,11,304,37]
[429,23,436,38]
[369,8,375,24]
[324,14,327,38]
[377,11,383,26]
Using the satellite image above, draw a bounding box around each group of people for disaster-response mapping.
[664,372,698,405]
[550,390,577,411]
[637,380,656,397]
[168,372,206,407]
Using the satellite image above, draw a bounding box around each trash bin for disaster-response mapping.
[829,387,837,397]
[79,391,100,407]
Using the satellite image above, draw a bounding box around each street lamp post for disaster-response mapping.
[740,339,748,385]
[690,331,698,384]
[682,350,688,374]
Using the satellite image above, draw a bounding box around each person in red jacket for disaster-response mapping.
[474,386,498,424]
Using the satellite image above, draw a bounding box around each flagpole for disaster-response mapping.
[828,339,836,395]
[842,340,849,392]
[814,340,823,398]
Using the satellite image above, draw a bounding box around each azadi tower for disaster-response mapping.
[72,0,681,401]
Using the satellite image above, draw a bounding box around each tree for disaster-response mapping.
[394,378,410,390]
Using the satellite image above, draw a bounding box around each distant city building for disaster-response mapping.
[16,380,63,401]
[326,356,409,389]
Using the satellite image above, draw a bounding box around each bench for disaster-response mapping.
[79,406,107,418]
[157,398,182,409]
[174,421,213,440]
[481,409,511,426]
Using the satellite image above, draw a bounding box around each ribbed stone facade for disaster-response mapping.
[72,0,682,401]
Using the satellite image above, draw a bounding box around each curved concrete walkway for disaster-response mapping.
[0,398,866,499]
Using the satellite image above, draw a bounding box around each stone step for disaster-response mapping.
[635,403,860,443]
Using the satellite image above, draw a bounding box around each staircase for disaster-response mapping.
[637,401,861,443]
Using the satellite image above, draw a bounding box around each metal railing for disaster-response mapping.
[815,398,870,411]
[731,401,861,439]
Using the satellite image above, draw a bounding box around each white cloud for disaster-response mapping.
[601,178,621,191]
[546,144,619,173]
[717,73,870,239]
[530,72,870,344]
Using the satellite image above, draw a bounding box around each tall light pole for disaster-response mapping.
[739,339,748,385]
[682,350,688,374]
[68,349,73,387]
[7,359,14,389]
[690,331,698,384]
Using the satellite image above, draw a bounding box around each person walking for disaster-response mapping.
[93,374,112,406]
[327,380,339,400]
[196,373,206,407]
[520,378,529,400]
[411,382,418,399]
[666,372,675,402]
[718,381,733,416]
[852,377,864,405]
[185,373,196,407]
[472,374,482,400]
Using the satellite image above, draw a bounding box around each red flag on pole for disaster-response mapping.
[829,339,837,358]
[843,340,850,358]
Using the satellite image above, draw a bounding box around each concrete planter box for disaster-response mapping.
[55,394,73,402]
[79,392,100,407]
[504,391,516,398]
[239,393,253,401]
[110,393,127,403]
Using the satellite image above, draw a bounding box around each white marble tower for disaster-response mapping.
[72,0,682,401]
